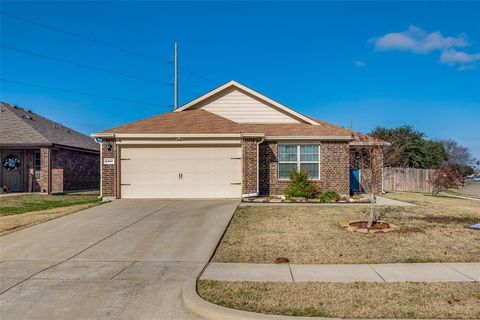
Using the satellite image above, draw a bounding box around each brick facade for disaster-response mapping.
[242,138,258,195]
[98,139,381,199]
[1,147,99,193]
[101,139,117,198]
[257,140,350,196]
[50,148,100,192]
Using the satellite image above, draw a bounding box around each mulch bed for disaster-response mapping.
[349,221,391,230]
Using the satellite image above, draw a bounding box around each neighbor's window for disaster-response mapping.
[34,151,41,179]
[278,144,319,179]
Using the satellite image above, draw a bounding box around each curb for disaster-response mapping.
[181,278,339,320]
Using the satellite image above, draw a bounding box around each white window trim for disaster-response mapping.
[278,144,320,181]
[34,151,41,179]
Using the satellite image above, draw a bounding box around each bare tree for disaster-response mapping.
[350,146,382,228]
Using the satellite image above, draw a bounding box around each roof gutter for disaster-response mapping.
[91,133,243,139]
[91,133,115,138]
[264,135,353,141]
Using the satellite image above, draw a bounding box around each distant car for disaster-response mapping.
[473,176,480,182]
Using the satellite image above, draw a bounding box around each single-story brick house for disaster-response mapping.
[0,102,100,193]
[93,81,386,200]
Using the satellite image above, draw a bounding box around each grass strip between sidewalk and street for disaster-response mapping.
[198,280,480,319]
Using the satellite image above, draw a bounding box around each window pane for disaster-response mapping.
[279,163,297,179]
[300,145,318,161]
[34,152,41,171]
[278,145,297,162]
[300,163,319,179]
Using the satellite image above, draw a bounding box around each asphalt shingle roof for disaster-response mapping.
[0,102,99,151]
[100,109,356,137]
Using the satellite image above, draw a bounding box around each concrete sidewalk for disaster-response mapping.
[201,262,480,283]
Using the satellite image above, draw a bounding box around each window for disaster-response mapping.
[34,152,41,179]
[278,144,319,179]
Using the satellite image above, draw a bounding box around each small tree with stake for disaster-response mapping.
[350,146,382,228]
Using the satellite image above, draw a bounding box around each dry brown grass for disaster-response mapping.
[198,280,480,319]
[213,192,480,264]
[0,193,102,236]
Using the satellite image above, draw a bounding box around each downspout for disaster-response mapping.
[256,137,265,196]
[95,138,103,199]
[48,148,52,194]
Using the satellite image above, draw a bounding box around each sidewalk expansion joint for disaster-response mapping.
[288,263,295,282]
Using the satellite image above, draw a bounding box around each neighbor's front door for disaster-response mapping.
[1,151,23,192]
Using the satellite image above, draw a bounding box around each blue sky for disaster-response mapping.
[1,1,479,158]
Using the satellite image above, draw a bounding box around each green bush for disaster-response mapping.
[284,169,318,199]
[318,191,341,203]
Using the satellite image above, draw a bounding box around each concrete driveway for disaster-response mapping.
[0,199,239,320]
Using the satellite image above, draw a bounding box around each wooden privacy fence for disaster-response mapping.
[383,167,434,193]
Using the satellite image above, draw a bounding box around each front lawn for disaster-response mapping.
[212,192,480,264]
[0,192,102,235]
[198,280,480,319]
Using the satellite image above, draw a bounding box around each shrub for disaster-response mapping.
[284,169,318,199]
[318,191,341,203]
[429,166,464,196]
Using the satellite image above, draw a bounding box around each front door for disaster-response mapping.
[1,151,24,192]
[349,168,360,194]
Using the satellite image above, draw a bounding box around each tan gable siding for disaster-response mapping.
[191,88,301,124]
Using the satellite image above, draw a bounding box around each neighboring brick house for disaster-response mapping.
[0,102,100,193]
[93,81,386,200]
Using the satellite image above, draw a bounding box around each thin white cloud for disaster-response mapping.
[370,25,479,70]
[371,25,468,53]
[353,60,366,67]
[439,49,480,68]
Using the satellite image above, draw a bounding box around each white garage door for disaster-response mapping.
[120,146,242,198]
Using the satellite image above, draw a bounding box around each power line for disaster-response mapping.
[1,78,169,107]
[179,66,216,84]
[0,11,171,64]
[1,11,218,84]
[1,45,171,86]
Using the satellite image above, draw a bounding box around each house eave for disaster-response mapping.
[265,135,353,141]
[0,142,53,148]
[108,133,242,139]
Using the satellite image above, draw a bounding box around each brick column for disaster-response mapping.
[51,149,65,193]
[101,139,117,199]
[38,147,50,193]
[320,141,350,195]
[242,138,258,195]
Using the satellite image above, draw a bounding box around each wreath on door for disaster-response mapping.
[3,155,21,171]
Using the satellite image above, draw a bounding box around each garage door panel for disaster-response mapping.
[120,146,241,198]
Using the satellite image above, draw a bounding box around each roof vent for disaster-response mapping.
[22,115,33,120]
[27,109,33,113]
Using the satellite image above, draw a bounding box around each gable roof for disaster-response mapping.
[0,102,99,151]
[174,81,320,126]
[98,109,354,138]
[95,81,387,145]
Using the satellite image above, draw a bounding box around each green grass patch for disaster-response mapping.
[0,193,101,216]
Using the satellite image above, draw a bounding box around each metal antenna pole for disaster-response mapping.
[174,42,178,109]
